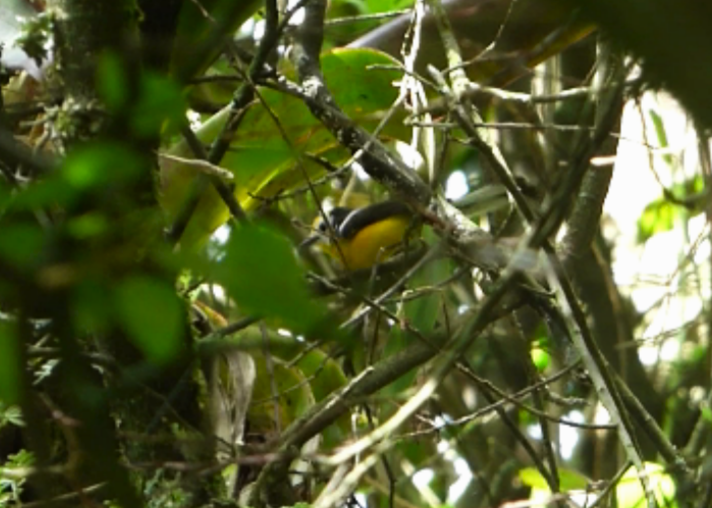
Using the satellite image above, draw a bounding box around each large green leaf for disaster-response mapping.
[216,222,323,332]
[0,223,45,273]
[161,48,405,248]
[63,142,144,190]
[114,275,186,365]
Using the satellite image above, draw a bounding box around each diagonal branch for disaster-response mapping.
[291,0,432,206]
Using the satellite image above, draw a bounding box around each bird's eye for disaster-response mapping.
[317,218,329,233]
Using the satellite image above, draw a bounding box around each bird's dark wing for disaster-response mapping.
[337,201,411,239]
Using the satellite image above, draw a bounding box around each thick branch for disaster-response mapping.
[291,0,432,206]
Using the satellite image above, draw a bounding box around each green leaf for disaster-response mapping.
[96,51,129,112]
[616,463,676,508]
[365,0,413,13]
[636,198,677,244]
[670,174,706,215]
[67,213,109,239]
[403,232,447,334]
[14,11,50,67]
[700,402,712,423]
[63,143,144,190]
[0,223,45,272]
[0,449,34,503]
[114,276,186,365]
[557,469,589,491]
[72,279,112,335]
[6,176,77,211]
[97,55,186,136]
[530,323,552,372]
[131,73,186,137]
[0,403,24,427]
[519,467,551,490]
[5,449,33,468]
[648,108,673,167]
[0,321,21,405]
[530,346,550,372]
[380,325,418,397]
[522,467,591,508]
[520,467,588,491]
[218,223,323,332]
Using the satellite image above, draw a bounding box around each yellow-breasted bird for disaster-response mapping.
[300,201,419,271]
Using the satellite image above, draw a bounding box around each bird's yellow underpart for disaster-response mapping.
[322,215,414,271]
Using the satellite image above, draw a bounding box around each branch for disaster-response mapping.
[291,0,431,206]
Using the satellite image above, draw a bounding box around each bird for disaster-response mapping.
[300,201,419,271]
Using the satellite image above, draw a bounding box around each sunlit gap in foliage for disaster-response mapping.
[431,435,474,503]
[527,422,542,441]
[186,109,202,130]
[354,492,367,508]
[449,458,473,502]
[630,212,706,367]
[352,161,370,181]
[206,224,231,261]
[395,140,424,174]
[248,19,263,41]
[408,416,474,503]
[287,0,306,26]
[196,282,227,304]
[594,403,612,427]
[638,338,681,367]
[526,410,587,462]
[213,224,231,244]
[559,410,584,460]
[276,329,305,342]
[606,91,711,373]
[411,468,437,505]
[445,170,468,201]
